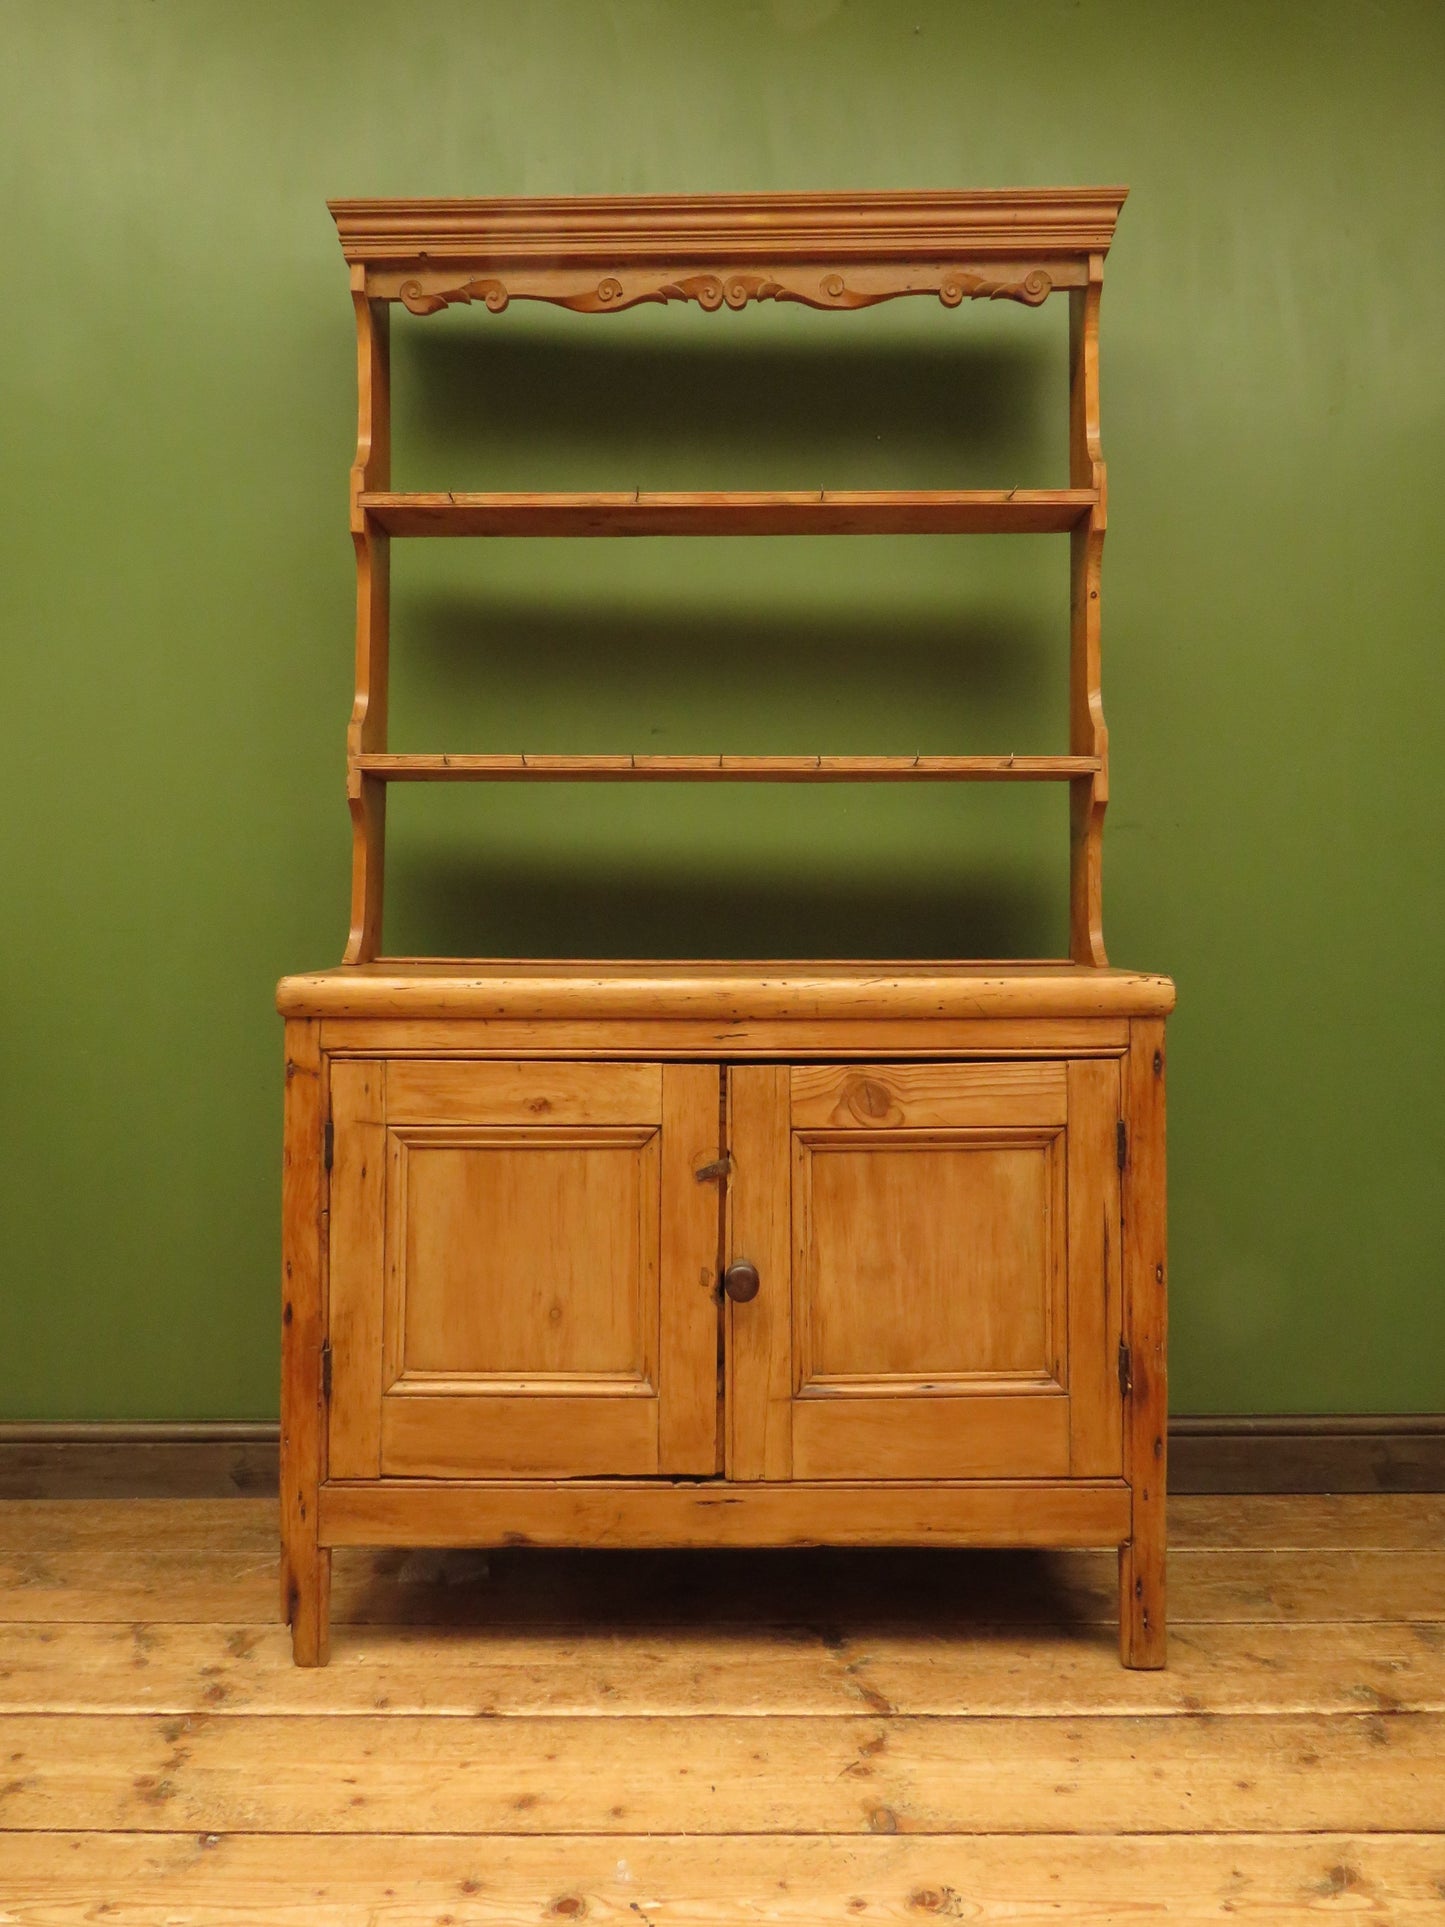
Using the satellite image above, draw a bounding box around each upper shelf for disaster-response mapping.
[329,189,1126,314]
[360,489,1097,537]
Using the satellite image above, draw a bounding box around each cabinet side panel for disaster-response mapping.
[1066,1056,1124,1475]
[1121,1017,1169,1666]
[659,1065,724,1474]
[726,1066,792,1481]
[279,1019,329,1662]
[327,1059,387,1479]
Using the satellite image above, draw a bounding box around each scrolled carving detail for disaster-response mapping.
[400,277,509,315]
[939,267,1051,307]
[396,264,1054,317]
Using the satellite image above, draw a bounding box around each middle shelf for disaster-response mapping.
[351,753,1102,782]
[359,489,1098,537]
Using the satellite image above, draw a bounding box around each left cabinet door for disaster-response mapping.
[326,1060,722,1479]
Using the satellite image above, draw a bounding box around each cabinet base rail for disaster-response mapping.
[316,1477,1133,1549]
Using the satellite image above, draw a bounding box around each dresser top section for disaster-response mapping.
[327,188,1128,270]
[277,960,1174,1023]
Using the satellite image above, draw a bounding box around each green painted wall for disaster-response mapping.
[3,0,1441,1421]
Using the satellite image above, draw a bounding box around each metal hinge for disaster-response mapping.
[1116,1119,1127,1172]
[320,1340,333,1405]
[1117,1338,1132,1400]
[323,1120,334,1171]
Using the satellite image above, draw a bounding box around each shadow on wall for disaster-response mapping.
[393,315,1065,491]
[394,594,1057,752]
[385,851,1057,961]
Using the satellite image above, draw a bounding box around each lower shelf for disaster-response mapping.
[318,1478,1133,1550]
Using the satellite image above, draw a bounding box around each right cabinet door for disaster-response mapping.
[726,1061,1123,1481]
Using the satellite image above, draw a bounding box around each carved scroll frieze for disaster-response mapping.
[397,265,1053,317]
[939,268,1051,307]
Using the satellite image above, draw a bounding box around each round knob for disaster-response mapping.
[723,1260,760,1304]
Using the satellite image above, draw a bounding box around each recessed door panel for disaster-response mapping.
[394,1130,657,1381]
[798,1133,1062,1387]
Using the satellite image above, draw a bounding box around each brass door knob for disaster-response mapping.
[722,1260,760,1303]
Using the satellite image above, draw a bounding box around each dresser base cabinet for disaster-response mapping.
[278,965,1171,1668]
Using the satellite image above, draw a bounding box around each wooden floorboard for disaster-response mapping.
[0,1496,1441,1920]
[2,1619,1443,1717]
[3,1833,1445,1925]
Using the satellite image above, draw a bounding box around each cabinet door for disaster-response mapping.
[327,1061,721,1479]
[727,1061,1122,1481]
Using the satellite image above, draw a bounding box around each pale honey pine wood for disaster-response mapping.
[789,1060,1067,1128]
[354,750,1100,781]
[360,487,1096,537]
[1121,1016,1170,1667]
[6,1832,1444,1927]
[327,192,1129,963]
[343,271,389,967]
[5,1709,1444,1836]
[1068,258,1110,967]
[325,1063,723,1501]
[725,1065,794,1482]
[325,1058,385,1482]
[320,1476,1125,1548]
[6,1618,1444,1719]
[327,187,1129,271]
[384,1056,661,1123]
[279,188,1172,1669]
[657,1064,726,1474]
[282,961,1172,1022]
[318,1013,1134,1057]
[756,1061,1120,1484]
[1065,1056,1125,1476]
[798,1140,1059,1380]
[391,1133,658,1378]
[278,1020,328,1667]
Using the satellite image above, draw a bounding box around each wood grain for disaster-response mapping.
[1068,262,1109,967]
[326,1059,386,1483]
[1065,1057,1123,1476]
[1121,1017,1169,1667]
[278,1020,328,1665]
[384,1058,661,1124]
[657,1065,725,1473]
[359,488,1096,537]
[790,1061,1067,1128]
[4,1710,1442,1835]
[12,1830,1441,1926]
[3,1487,1441,1920]
[279,963,1176,1023]
[8,1501,1442,1626]
[327,187,1130,270]
[342,273,389,965]
[353,749,1101,779]
[726,1066,794,1482]
[5,1618,1442,1719]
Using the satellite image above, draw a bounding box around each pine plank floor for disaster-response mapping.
[0,1496,1442,1922]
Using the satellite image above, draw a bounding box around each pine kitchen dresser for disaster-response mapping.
[277,191,1174,1668]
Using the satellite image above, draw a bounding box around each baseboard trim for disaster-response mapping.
[0,1423,280,1499]
[1,1416,1441,1500]
[1168,1415,1445,1494]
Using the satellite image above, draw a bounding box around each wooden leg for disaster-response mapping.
[280,1018,330,1667]
[1120,1504,1165,1669]
[283,1540,332,1667]
[1120,1016,1168,1669]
